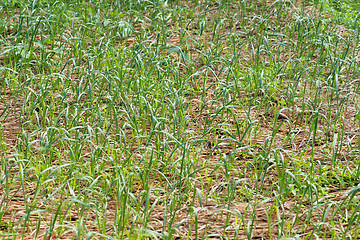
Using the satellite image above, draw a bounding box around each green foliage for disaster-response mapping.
[325,0,360,29]
[1,0,360,239]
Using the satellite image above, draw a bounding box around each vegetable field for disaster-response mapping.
[1,0,360,239]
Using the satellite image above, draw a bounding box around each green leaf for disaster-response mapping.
[167,46,181,55]
[104,19,111,27]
